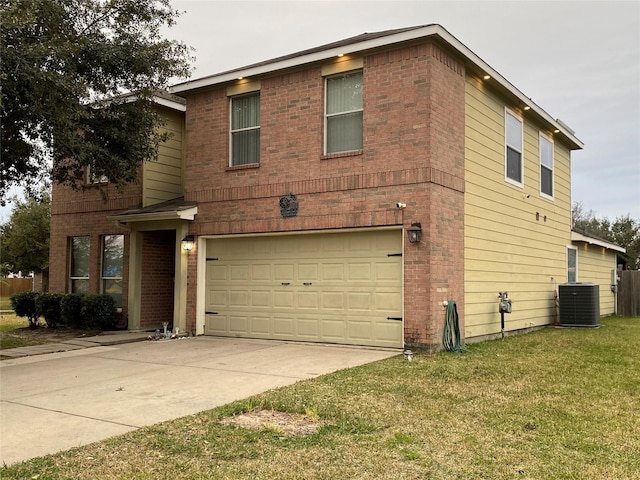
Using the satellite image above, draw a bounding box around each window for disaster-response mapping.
[69,236,90,293]
[230,93,260,166]
[101,235,124,308]
[505,109,523,185]
[325,70,363,154]
[86,165,108,184]
[567,246,577,283]
[539,133,554,198]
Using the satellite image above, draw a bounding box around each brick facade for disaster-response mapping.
[139,230,175,329]
[48,26,581,348]
[49,181,139,321]
[49,34,467,348]
[182,42,466,349]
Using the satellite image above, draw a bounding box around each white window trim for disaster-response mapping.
[567,245,578,283]
[504,107,524,188]
[229,92,260,167]
[323,70,364,155]
[539,132,554,200]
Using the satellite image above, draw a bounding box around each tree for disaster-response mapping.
[0,0,192,202]
[0,191,51,276]
[610,215,640,270]
[572,202,639,269]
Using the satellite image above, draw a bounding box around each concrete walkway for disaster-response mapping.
[0,331,151,360]
[0,335,400,465]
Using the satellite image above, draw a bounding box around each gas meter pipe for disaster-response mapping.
[498,292,512,340]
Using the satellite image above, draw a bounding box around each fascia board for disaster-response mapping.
[152,95,187,112]
[102,93,186,113]
[171,24,583,150]
[571,231,626,253]
[108,206,197,224]
[435,28,584,150]
[170,25,445,93]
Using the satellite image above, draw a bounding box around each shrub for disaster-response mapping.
[36,293,63,328]
[83,294,117,330]
[10,291,40,328]
[60,293,86,329]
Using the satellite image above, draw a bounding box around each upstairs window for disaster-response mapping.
[539,133,554,198]
[505,109,523,186]
[325,71,363,154]
[86,165,108,184]
[101,234,124,308]
[69,236,90,293]
[230,93,260,166]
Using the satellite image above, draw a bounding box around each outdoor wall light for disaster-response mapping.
[407,222,422,243]
[181,234,195,251]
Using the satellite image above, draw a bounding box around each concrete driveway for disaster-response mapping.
[0,337,399,465]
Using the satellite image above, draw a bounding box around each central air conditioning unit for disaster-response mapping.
[558,283,600,327]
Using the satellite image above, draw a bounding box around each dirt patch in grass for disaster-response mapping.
[220,409,322,436]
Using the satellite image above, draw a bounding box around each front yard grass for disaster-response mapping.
[0,295,12,310]
[0,313,100,350]
[2,316,639,479]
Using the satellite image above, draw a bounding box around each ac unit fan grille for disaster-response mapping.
[558,283,600,327]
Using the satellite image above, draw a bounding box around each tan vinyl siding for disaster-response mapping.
[574,243,617,315]
[464,77,572,339]
[142,109,184,207]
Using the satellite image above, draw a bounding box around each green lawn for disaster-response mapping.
[0,313,100,350]
[2,316,639,479]
[0,296,12,310]
[0,313,39,349]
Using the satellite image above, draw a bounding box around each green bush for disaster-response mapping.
[10,291,40,328]
[60,293,86,329]
[12,292,117,331]
[83,294,117,330]
[36,293,63,328]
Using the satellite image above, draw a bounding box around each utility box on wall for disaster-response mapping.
[559,283,600,327]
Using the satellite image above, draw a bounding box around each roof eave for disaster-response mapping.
[108,206,198,224]
[571,231,626,253]
[171,25,444,94]
[170,24,582,150]
[152,95,187,112]
[438,28,584,150]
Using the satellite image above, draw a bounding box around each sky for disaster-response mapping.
[164,0,640,221]
[1,0,638,224]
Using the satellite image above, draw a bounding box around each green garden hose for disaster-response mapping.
[443,300,466,352]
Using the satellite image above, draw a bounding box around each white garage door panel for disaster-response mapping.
[205,230,403,348]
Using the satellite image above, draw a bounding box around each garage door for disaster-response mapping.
[205,230,403,348]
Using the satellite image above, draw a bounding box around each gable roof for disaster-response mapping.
[170,24,582,150]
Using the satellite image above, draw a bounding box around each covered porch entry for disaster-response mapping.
[110,198,197,333]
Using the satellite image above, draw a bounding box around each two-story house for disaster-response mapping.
[51,25,605,350]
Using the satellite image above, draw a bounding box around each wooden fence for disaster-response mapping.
[0,277,34,298]
[618,270,640,317]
